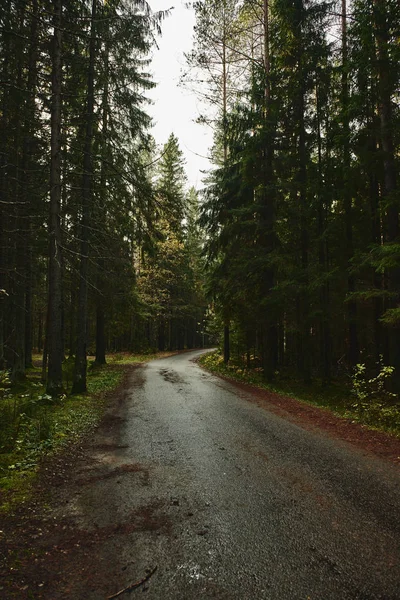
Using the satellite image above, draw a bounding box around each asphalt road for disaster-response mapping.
[63,349,400,599]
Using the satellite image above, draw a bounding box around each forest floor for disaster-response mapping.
[1,351,400,598]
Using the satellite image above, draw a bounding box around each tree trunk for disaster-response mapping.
[95,305,106,365]
[297,30,311,384]
[342,0,359,369]
[373,0,400,386]
[94,37,109,366]
[42,303,49,383]
[9,2,27,381]
[316,81,331,385]
[25,273,33,368]
[158,318,165,351]
[221,14,231,366]
[223,321,230,363]
[37,311,43,353]
[260,0,278,382]
[0,0,12,370]
[72,0,97,394]
[368,118,384,364]
[22,0,39,370]
[46,0,64,395]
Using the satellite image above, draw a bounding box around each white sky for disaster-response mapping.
[147,0,213,188]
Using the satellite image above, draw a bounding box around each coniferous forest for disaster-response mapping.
[0,1,208,395]
[189,0,400,394]
[1,0,400,400]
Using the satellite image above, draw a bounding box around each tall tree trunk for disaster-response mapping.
[72,0,97,393]
[263,0,270,104]
[222,19,230,365]
[46,0,64,395]
[260,0,277,381]
[94,38,109,366]
[95,303,106,364]
[223,321,230,363]
[0,0,12,370]
[95,307,106,364]
[25,263,33,368]
[368,116,384,364]
[9,3,27,381]
[342,0,359,369]
[22,0,39,369]
[222,9,229,364]
[37,311,43,353]
[295,1,311,384]
[158,318,165,351]
[373,0,400,385]
[316,81,331,384]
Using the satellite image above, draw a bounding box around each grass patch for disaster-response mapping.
[0,352,165,513]
[199,351,400,437]
[105,351,175,365]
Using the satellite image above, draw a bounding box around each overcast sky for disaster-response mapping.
[147,0,213,188]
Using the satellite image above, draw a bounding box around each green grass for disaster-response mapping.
[0,352,166,513]
[105,351,172,365]
[199,351,400,437]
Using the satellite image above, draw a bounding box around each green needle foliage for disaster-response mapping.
[0,1,206,396]
[191,0,400,420]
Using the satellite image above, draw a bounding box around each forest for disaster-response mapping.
[187,0,400,394]
[0,0,208,396]
[1,0,400,399]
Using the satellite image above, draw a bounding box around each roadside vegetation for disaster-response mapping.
[0,353,166,513]
[199,351,400,438]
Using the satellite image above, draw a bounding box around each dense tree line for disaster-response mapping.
[3,0,399,398]
[190,0,400,390]
[137,134,207,352]
[0,1,206,393]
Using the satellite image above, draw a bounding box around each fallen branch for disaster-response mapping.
[107,566,158,599]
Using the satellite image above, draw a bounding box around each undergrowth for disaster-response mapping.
[0,352,165,512]
[199,351,400,437]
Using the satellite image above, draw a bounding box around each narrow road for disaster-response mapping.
[52,350,400,599]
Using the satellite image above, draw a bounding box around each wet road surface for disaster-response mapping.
[60,350,400,599]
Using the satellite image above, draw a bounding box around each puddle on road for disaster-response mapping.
[159,368,186,385]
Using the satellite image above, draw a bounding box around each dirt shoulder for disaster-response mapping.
[0,364,152,600]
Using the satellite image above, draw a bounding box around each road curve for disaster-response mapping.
[67,349,400,599]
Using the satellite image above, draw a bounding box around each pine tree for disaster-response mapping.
[47,0,64,395]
